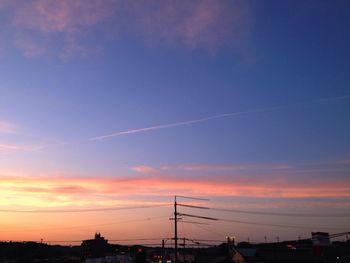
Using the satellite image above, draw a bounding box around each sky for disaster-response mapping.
[0,0,350,245]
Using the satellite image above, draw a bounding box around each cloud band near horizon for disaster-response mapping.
[1,171,349,211]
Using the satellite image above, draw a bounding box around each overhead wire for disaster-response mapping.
[1,197,348,243]
[209,207,350,218]
[178,208,347,231]
[0,215,169,233]
[0,203,171,213]
[178,203,350,218]
[216,217,346,230]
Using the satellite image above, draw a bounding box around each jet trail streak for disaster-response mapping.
[90,111,253,140]
[90,95,350,141]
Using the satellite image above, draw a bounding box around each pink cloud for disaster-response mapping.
[0,143,39,153]
[0,0,252,58]
[9,0,117,33]
[165,163,292,172]
[126,0,251,52]
[335,158,350,165]
[132,165,158,174]
[9,185,89,194]
[0,121,17,134]
[1,173,349,202]
[0,0,118,58]
[14,32,46,58]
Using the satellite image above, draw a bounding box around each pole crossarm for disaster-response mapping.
[172,195,211,262]
[179,220,210,225]
[177,203,210,210]
[175,195,210,201]
[178,213,218,221]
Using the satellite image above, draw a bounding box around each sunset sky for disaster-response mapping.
[0,0,350,244]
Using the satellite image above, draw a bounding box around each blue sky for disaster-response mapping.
[0,0,349,242]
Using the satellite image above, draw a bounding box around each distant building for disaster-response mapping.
[81,233,114,261]
[232,247,257,263]
[312,232,330,257]
[311,232,330,247]
[116,254,133,263]
[196,246,231,263]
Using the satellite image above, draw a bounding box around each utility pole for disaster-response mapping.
[172,195,212,262]
[162,239,165,263]
[174,196,178,263]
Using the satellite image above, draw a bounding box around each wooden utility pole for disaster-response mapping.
[162,239,165,263]
[172,195,212,262]
[174,196,178,262]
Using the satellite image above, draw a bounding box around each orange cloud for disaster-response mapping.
[131,165,158,174]
[1,171,349,242]
[1,172,349,212]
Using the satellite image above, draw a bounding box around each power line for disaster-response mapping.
[109,238,166,242]
[0,237,171,244]
[191,222,227,239]
[178,213,218,221]
[177,203,210,210]
[0,240,167,246]
[180,220,210,225]
[176,195,210,201]
[179,203,350,218]
[191,239,226,243]
[217,218,347,231]
[0,204,171,213]
[179,212,347,231]
[0,215,169,233]
[210,207,350,218]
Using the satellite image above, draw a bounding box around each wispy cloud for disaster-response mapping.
[0,0,118,58]
[131,165,158,174]
[10,0,116,33]
[14,32,46,58]
[0,0,252,59]
[125,0,251,52]
[1,173,349,205]
[0,121,17,134]
[129,162,350,199]
[0,119,61,155]
[0,143,39,154]
[163,163,292,172]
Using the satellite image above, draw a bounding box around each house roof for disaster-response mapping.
[236,248,256,258]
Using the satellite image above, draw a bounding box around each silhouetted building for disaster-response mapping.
[81,232,113,260]
[312,232,330,247]
[232,247,257,263]
[312,232,330,256]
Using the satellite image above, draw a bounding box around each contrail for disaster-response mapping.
[90,110,255,140]
[90,95,350,141]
